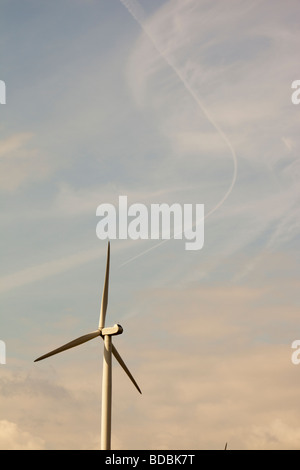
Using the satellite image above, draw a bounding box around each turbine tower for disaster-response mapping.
[34,242,141,450]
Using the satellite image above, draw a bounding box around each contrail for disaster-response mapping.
[118,0,237,268]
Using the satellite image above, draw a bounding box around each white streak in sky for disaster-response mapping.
[118,0,237,268]
[0,1,239,292]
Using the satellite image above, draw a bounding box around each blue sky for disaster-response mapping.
[0,0,300,449]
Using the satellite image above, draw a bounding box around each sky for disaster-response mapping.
[0,0,300,450]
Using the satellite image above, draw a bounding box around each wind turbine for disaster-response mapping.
[34,241,142,450]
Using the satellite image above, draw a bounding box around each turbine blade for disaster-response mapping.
[112,344,142,394]
[34,330,101,362]
[99,241,110,329]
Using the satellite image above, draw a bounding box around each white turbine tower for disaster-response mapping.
[34,241,142,450]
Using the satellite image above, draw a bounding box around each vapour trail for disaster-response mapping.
[118,0,237,268]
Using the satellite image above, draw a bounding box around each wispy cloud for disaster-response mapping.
[1,0,300,451]
[124,0,300,275]
[0,247,102,294]
[0,133,51,192]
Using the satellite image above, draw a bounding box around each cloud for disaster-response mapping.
[0,247,102,294]
[0,0,299,451]
[0,133,51,192]
[123,0,300,277]
[0,420,45,450]
[110,281,300,449]
[1,274,299,450]
[245,419,300,450]
[0,365,102,450]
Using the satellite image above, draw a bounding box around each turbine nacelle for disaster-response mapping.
[99,324,123,337]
